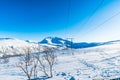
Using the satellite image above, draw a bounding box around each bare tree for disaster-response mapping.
[35,47,57,78]
[17,46,57,79]
[43,48,57,77]
[33,55,38,79]
[35,53,49,77]
[17,47,35,80]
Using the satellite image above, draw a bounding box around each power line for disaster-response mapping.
[81,11,120,37]
[65,0,104,38]
[65,0,104,40]
[80,0,104,30]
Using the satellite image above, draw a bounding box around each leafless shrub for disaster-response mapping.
[35,48,57,77]
[17,46,57,79]
[43,48,57,77]
[17,47,35,80]
[35,53,49,77]
[33,55,38,79]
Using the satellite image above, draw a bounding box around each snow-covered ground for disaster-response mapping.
[1,41,120,80]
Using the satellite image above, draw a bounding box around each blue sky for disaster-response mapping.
[0,0,120,42]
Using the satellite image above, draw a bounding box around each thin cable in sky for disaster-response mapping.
[80,0,104,30]
[82,11,120,37]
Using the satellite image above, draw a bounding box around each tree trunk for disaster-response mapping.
[50,65,53,77]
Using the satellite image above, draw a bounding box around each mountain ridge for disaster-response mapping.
[0,37,120,57]
[39,37,100,48]
[39,37,120,48]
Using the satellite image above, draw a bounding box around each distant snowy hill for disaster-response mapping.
[39,37,100,48]
[0,38,43,57]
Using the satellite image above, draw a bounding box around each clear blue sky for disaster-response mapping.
[0,0,120,42]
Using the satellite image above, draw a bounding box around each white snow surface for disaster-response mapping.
[0,40,120,80]
[0,38,44,57]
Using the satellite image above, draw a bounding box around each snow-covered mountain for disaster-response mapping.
[39,37,100,48]
[1,38,120,80]
[39,37,120,49]
[0,38,44,57]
